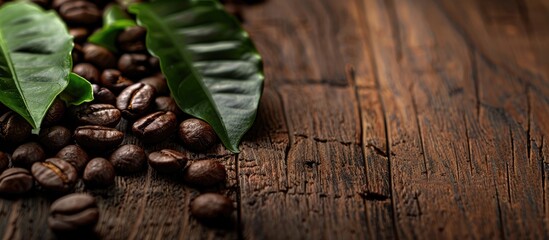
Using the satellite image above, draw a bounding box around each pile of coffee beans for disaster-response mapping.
[0,0,240,235]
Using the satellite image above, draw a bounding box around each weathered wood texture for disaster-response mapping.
[1,0,549,239]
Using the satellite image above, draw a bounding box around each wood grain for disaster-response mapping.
[1,0,549,239]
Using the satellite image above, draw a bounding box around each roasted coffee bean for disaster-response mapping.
[140,74,168,95]
[178,119,218,152]
[0,111,32,147]
[56,145,89,173]
[52,0,74,9]
[116,83,155,119]
[155,96,184,118]
[0,112,27,145]
[190,193,234,223]
[83,44,117,70]
[0,168,33,195]
[92,85,117,105]
[49,193,99,233]
[32,158,78,192]
[72,44,83,64]
[12,142,46,169]
[0,151,7,172]
[148,149,187,174]
[59,1,101,26]
[148,57,160,72]
[39,126,72,153]
[117,26,147,53]
[42,98,66,127]
[72,104,121,127]
[83,157,115,188]
[73,63,99,83]
[69,28,89,43]
[118,54,152,79]
[110,145,147,174]
[74,126,124,151]
[183,160,227,188]
[132,111,177,143]
[100,69,134,93]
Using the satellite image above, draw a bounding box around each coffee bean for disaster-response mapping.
[83,44,117,70]
[69,28,89,43]
[32,158,78,192]
[72,103,121,127]
[72,44,83,64]
[0,151,8,172]
[155,96,184,118]
[183,160,227,188]
[39,126,72,153]
[59,1,101,26]
[42,98,66,127]
[148,57,160,72]
[148,149,187,174]
[100,69,134,93]
[73,63,99,83]
[92,85,117,105]
[132,111,177,143]
[190,193,234,223]
[52,0,74,9]
[48,193,99,233]
[12,142,46,169]
[0,111,32,147]
[118,54,152,79]
[56,145,89,173]
[140,74,168,95]
[110,144,147,174]
[83,157,115,188]
[178,119,218,152]
[74,126,124,151]
[0,168,33,195]
[117,26,147,53]
[116,83,155,119]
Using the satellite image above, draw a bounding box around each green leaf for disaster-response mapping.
[0,2,73,129]
[129,0,264,153]
[88,4,136,52]
[60,73,94,106]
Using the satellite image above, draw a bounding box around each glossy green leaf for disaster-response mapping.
[129,0,264,153]
[0,2,73,129]
[88,5,136,52]
[59,73,94,106]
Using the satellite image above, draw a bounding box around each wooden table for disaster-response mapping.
[2,0,549,239]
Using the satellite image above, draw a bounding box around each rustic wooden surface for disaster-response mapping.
[2,0,549,239]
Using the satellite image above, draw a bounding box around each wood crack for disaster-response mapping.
[275,87,292,192]
[470,50,481,120]
[508,128,515,205]
[463,113,475,176]
[541,136,546,216]
[235,153,244,240]
[411,89,429,179]
[490,154,507,240]
[526,85,532,162]
[361,0,399,237]
[293,134,357,146]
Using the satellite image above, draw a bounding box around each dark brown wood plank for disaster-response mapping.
[243,0,375,87]
[364,0,549,238]
[238,85,369,239]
